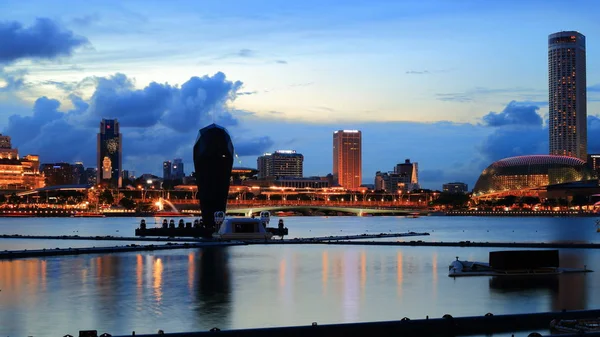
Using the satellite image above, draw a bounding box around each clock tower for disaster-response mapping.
[97,119,122,188]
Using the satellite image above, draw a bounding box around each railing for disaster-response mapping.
[151,199,428,209]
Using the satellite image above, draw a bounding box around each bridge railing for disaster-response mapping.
[132,198,428,208]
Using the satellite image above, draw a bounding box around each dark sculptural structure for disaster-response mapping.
[193,124,234,234]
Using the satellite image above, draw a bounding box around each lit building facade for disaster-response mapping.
[548,31,587,161]
[257,150,303,178]
[172,158,184,179]
[587,154,600,177]
[0,135,44,190]
[163,161,172,180]
[72,162,86,185]
[443,182,469,194]
[395,159,419,185]
[85,167,97,186]
[333,130,361,190]
[97,119,122,188]
[473,155,593,197]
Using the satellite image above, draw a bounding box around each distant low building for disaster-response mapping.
[443,182,469,194]
[246,176,329,189]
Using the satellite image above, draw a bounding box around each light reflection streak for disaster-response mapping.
[136,254,143,299]
[279,258,286,289]
[432,253,438,297]
[41,260,47,292]
[322,251,328,295]
[360,250,366,296]
[153,258,163,305]
[397,251,403,297]
[188,252,195,292]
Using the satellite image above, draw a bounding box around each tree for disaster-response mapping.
[99,189,114,205]
[119,197,136,209]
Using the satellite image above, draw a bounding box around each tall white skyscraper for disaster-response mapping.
[548,31,587,161]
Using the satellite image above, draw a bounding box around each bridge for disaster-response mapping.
[225,204,426,216]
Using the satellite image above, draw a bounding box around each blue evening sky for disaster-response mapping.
[0,0,599,189]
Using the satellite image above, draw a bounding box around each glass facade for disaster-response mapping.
[333,130,362,190]
[548,31,587,161]
[97,119,122,188]
[473,155,594,196]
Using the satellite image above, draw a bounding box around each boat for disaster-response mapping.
[71,212,105,218]
[154,211,191,217]
[0,212,34,217]
[449,250,592,277]
[406,212,420,218]
[550,318,600,334]
[212,211,274,240]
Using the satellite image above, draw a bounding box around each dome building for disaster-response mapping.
[473,155,594,197]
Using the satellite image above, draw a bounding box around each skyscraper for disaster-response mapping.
[256,150,303,178]
[172,158,184,179]
[163,161,172,180]
[333,130,362,190]
[548,31,587,161]
[97,119,122,188]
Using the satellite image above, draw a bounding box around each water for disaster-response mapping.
[1,216,599,336]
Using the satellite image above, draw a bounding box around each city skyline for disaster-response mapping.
[1,1,600,189]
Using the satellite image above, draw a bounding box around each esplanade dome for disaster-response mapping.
[473,155,594,196]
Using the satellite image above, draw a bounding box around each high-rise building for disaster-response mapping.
[163,161,172,180]
[41,163,73,186]
[257,150,303,178]
[172,158,184,179]
[548,31,587,161]
[395,159,419,186]
[72,162,86,184]
[587,154,600,177]
[97,119,122,188]
[333,130,362,190]
[85,167,98,186]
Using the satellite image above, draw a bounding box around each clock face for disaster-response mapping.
[106,139,118,154]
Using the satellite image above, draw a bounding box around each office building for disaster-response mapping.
[0,134,45,190]
[587,154,600,177]
[333,130,362,190]
[41,163,73,186]
[85,167,97,186]
[97,119,122,188]
[548,31,587,161]
[172,158,184,179]
[72,162,86,185]
[395,159,419,185]
[257,150,303,179]
[443,182,469,194]
[163,161,172,180]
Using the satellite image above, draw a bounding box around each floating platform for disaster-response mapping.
[0,241,244,260]
[448,250,593,277]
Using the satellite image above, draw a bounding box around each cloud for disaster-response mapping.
[436,87,545,103]
[481,100,543,127]
[233,136,274,156]
[2,71,274,177]
[0,18,89,64]
[71,13,101,27]
[0,68,27,92]
[275,60,288,64]
[589,84,600,92]
[405,70,429,75]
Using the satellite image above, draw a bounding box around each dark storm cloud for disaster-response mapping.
[234,136,274,156]
[0,18,89,63]
[481,100,543,127]
[3,71,274,174]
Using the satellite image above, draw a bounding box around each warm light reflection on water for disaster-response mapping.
[153,257,163,306]
[397,251,403,297]
[322,250,328,295]
[2,217,600,337]
[188,252,195,293]
[360,250,367,299]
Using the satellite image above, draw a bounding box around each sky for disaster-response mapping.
[1,0,600,190]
